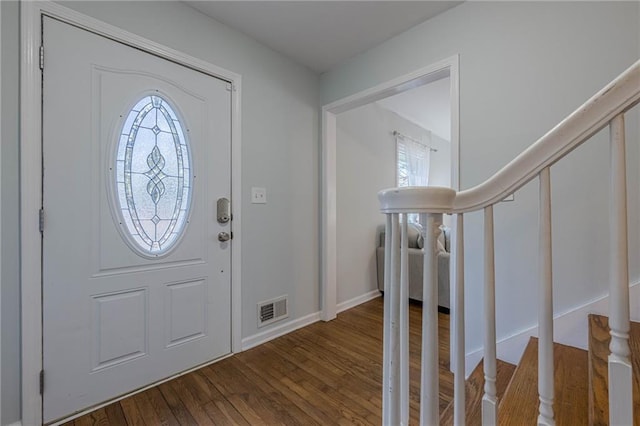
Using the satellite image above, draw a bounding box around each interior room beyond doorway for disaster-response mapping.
[335,74,453,309]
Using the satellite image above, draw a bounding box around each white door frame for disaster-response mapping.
[0,2,3,422]
[320,55,460,321]
[21,2,243,424]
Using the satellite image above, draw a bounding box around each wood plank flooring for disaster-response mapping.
[62,297,453,425]
[498,337,589,426]
[439,358,516,426]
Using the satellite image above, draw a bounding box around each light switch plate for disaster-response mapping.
[251,187,267,204]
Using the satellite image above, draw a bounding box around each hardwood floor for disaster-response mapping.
[439,358,516,426]
[62,297,453,425]
[498,338,589,426]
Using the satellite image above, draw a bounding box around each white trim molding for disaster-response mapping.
[20,2,243,425]
[0,1,3,422]
[320,55,460,324]
[241,311,322,351]
[464,281,640,375]
[337,290,382,314]
[242,289,382,352]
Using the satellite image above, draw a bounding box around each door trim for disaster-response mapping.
[21,2,243,424]
[320,55,460,321]
[0,3,3,423]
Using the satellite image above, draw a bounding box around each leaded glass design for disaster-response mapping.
[115,95,191,256]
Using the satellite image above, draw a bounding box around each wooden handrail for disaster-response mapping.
[453,60,639,213]
[378,60,639,426]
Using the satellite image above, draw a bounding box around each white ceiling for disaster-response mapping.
[376,76,451,141]
[185,1,462,73]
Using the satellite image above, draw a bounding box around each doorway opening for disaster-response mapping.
[321,55,459,322]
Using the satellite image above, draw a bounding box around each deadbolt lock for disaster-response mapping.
[217,198,231,224]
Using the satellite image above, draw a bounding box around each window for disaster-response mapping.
[396,131,431,224]
[114,95,192,256]
[396,136,430,187]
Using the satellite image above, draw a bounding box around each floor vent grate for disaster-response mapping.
[258,295,288,327]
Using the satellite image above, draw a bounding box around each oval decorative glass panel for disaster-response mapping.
[115,95,192,256]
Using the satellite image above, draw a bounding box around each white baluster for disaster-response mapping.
[454,214,466,426]
[400,215,410,425]
[420,213,441,426]
[608,114,633,426]
[538,167,555,426]
[383,214,402,424]
[382,214,392,425]
[482,205,497,425]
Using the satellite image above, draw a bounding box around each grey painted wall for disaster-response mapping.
[428,134,452,189]
[336,102,451,305]
[1,1,320,422]
[322,1,640,357]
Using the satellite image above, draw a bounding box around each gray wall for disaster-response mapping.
[428,134,452,188]
[1,1,20,424]
[1,1,320,423]
[336,102,451,304]
[322,1,640,357]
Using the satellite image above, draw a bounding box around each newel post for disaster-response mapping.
[379,187,456,426]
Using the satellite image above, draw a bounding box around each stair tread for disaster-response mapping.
[440,358,516,425]
[588,314,640,426]
[498,337,589,426]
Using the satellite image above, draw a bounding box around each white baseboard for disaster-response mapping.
[241,311,322,351]
[464,281,640,373]
[337,290,382,314]
[241,290,381,351]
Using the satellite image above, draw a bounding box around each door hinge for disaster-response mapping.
[39,370,44,394]
[39,208,45,233]
[39,45,44,71]
[225,82,232,92]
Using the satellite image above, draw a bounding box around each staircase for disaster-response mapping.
[440,359,515,425]
[498,339,588,425]
[378,59,640,425]
[440,315,640,426]
[440,317,640,425]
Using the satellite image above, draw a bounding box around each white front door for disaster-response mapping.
[42,17,232,423]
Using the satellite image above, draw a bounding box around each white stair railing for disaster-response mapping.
[453,213,466,425]
[537,167,554,426]
[378,59,639,425]
[482,205,498,425]
[421,212,443,425]
[608,114,633,426]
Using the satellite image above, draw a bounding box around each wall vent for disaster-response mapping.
[258,295,288,328]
